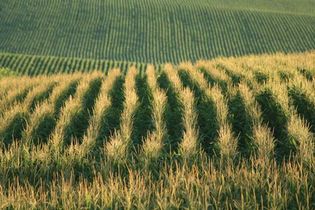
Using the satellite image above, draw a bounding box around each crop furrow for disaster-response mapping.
[216,63,244,86]
[157,71,184,154]
[131,73,154,150]
[0,85,33,115]
[164,64,200,159]
[256,82,314,162]
[0,81,58,147]
[105,67,138,164]
[228,90,255,158]
[67,69,121,163]
[196,62,230,94]
[178,67,219,156]
[22,76,81,146]
[53,79,80,117]
[288,80,315,133]
[297,68,314,81]
[0,105,28,148]
[49,73,102,154]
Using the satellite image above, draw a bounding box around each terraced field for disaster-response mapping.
[0,52,314,209]
[1,0,315,64]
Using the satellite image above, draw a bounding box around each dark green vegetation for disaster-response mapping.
[158,72,184,153]
[256,89,296,159]
[178,70,219,156]
[229,92,255,157]
[1,112,28,147]
[132,75,154,148]
[1,0,315,67]
[289,87,315,133]
[0,52,150,76]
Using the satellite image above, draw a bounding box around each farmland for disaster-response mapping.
[0,52,314,208]
[0,52,151,76]
[1,0,315,208]
[1,0,315,65]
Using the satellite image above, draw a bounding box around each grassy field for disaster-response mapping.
[0,52,314,208]
[1,0,315,64]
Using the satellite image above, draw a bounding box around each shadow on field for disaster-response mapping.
[29,83,56,113]
[199,68,228,94]
[29,115,56,146]
[0,86,32,116]
[256,90,297,161]
[178,70,219,156]
[14,87,32,104]
[228,92,256,158]
[216,64,244,86]
[288,87,315,134]
[1,113,28,148]
[54,80,79,117]
[93,76,125,158]
[278,71,293,83]
[63,78,102,146]
[254,71,269,84]
[132,74,154,151]
[30,80,79,146]
[158,72,184,154]
[298,68,314,81]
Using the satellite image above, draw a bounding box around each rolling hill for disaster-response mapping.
[0,0,315,66]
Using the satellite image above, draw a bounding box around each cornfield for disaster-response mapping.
[0,51,314,208]
[0,53,150,76]
[1,0,315,64]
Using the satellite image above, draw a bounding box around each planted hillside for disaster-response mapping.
[1,0,315,64]
[0,52,314,208]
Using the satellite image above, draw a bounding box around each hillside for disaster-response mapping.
[0,52,314,208]
[1,0,315,64]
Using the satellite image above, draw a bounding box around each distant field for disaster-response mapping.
[0,52,152,76]
[1,0,315,64]
[0,52,314,208]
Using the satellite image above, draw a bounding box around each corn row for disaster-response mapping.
[105,67,138,163]
[142,65,167,161]
[164,64,199,158]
